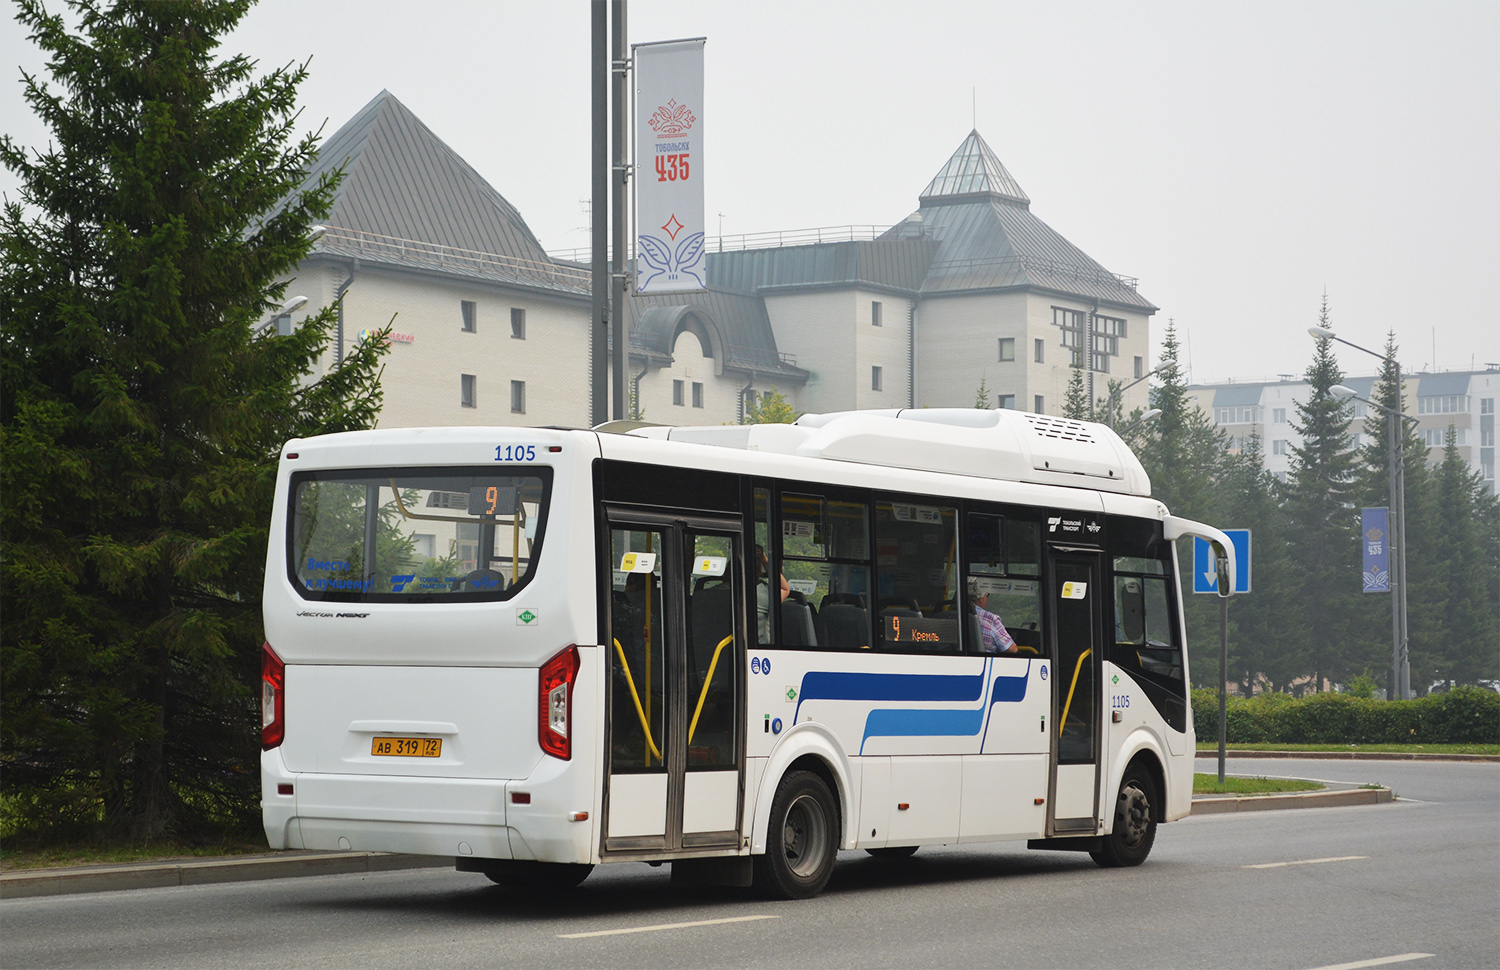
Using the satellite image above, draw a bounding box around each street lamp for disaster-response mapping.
[1105,362,1168,429]
[1119,408,1162,437]
[1314,323,1413,700]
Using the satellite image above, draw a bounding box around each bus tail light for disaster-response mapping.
[262,642,285,750]
[538,645,580,760]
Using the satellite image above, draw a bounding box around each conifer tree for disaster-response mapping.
[1428,429,1500,687]
[1,0,387,840]
[1352,333,1435,694]
[1130,320,1228,684]
[1282,296,1360,690]
[1062,361,1089,420]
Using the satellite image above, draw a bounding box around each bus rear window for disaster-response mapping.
[289,466,551,601]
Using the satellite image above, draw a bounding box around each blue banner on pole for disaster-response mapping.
[1362,507,1390,593]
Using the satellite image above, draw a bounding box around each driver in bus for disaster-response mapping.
[970,580,1017,654]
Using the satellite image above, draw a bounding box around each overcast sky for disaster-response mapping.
[5,1,1497,385]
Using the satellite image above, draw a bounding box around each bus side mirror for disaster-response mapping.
[1214,543,1231,598]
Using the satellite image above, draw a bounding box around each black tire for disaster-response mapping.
[753,769,839,899]
[481,860,594,890]
[864,845,919,860]
[1090,764,1158,868]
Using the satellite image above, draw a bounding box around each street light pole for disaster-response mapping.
[1330,378,1416,701]
[1105,363,1168,429]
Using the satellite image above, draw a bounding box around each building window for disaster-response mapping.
[1482,398,1495,414]
[871,301,883,327]
[692,381,704,408]
[510,380,526,414]
[460,374,476,408]
[461,300,477,333]
[1273,408,1287,424]
[1272,439,1287,455]
[673,380,685,406]
[1418,394,1469,414]
[1034,395,1044,414]
[510,307,526,339]
[871,366,883,392]
[997,394,1015,409]
[1214,406,1263,425]
[1134,356,1144,379]
[1053,307,1123,373]
[998,337,1015,362]
[1034,338,1045,363]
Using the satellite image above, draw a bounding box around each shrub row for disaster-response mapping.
[1190,685,1500,745]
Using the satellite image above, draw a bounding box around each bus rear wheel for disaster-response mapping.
[480,860,594,890]
[1090,765,1157,868]
[754,770,838,899]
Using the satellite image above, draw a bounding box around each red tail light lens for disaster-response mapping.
[262,642,285,750]
[538,645,581,760]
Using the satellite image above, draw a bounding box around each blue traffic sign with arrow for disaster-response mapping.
[1193,530,1251,594]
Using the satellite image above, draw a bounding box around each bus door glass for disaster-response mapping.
[605,513,742,853]
[1047,550,1104,833]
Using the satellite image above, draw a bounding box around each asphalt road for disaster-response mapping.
[2,758,1496,970]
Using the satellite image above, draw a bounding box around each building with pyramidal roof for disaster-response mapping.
[279,97,1156,428]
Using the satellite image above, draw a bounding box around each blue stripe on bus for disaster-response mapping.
[796,662,1032,753]
[793,670,983,722]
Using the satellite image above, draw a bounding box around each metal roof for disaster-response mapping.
[299,91,586,296]
[706,238,936,295]
[1212,384,1269,407]
[625,288,809,382]
[1416,372,1471,396]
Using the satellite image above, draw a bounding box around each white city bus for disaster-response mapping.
[260,408,1234,898]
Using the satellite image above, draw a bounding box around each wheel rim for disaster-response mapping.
[1115,782,1151,848]
[782,793,830,878]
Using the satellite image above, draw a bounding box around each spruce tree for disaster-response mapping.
[1130,320,1229,685]
[1062,361,1089,420]
[1429,429,1500,686]
[1282,296,1360,690]
[1352,333,1434,694]
[1,0,387,840]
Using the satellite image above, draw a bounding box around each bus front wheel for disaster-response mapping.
[1091,765,1157,868]
[754,770,838,899]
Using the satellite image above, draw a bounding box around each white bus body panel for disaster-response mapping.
[261,429,609,864]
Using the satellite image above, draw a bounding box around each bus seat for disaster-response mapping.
[781,599,818,646]
[818,603,868,650]
[451,568,506,592]
[821,592,865,611]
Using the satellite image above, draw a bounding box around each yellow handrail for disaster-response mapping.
[1059,647,1094,738]
[612,638,662,763]
[688,635,734,744]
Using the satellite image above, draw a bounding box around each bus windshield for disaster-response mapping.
[289,466,552,601]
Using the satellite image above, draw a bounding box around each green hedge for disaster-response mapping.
[1190,685,1500,745]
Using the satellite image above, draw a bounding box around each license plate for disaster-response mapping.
[371,736,442,757]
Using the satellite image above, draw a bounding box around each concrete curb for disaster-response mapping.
[1196,750,1498,762]
[0,851,448,900]
[1190,785,1393,815]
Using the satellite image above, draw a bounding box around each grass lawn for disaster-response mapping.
[1193,773,1324,796]
[1,840,267,872]
[1196,742,1499,755]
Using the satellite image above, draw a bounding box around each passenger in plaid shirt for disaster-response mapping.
[971,584,1017,654]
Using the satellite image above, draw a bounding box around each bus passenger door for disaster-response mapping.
[603,514,743,855]
[1047,551,1103,834]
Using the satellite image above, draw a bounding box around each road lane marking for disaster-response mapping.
[1306,953,1434,970]
[1244,855,1368,869]
[559,915,780,939]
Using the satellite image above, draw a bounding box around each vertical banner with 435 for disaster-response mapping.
[635,38,706,293]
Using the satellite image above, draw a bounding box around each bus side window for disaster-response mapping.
[781,490,870,650]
